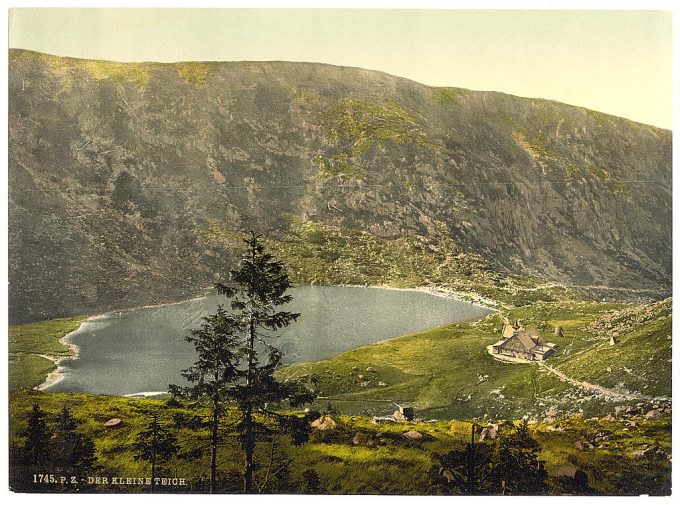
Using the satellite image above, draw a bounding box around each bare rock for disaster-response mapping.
[402,430,423,440]
[103,418,122,428]
[352,432,374,446]
[311,415,337,430]
[557,466,588,486]
[479,423,499,441]
[645,409,663,420]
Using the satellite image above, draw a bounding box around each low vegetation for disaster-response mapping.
[8,391,670,495]
[307,97,441,180]
[9,317,85,392]
[197,218,576,308]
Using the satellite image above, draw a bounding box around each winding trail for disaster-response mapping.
[538,362,654,402]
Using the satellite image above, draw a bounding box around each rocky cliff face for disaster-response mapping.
[9,50,672,322]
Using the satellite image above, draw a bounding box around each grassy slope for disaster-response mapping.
[278,299,655,420]
[8,317,85,392]
[8,391,671,495]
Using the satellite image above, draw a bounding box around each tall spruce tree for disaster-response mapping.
[169,306,241,493]
[22,402,51,468]
[216,231,315,493]
[172,232,314,494]
[133,412,179,492]
[53,405,96,481]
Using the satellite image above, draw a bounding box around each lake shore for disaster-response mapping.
[35,317,94,390]
[337,283,502,311]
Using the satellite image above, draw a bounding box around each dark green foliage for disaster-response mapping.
[22,402,51,468]
[172,232,315,493]
[301,469,324,494]
[431,425,495,495]
[132,412,179,492]
[52,405,97,480]
[431,422,548,495]
[11,403,96,492]
[489,422,548,495]
[215,231,316,492]
[169,305,242,493]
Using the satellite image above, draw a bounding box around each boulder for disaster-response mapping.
[479,424,499,441]
[645,409,663,420]
[103,418,122,428]
[393,406,415,421]
[352,432,374,446]
[574,440,594,451]
[402,430,423,440]
[614,406,628,417]
[311,415,337,430]
[557,466,588,486]
[545,406,559,419]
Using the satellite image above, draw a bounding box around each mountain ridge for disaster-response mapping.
[8,49,672,322]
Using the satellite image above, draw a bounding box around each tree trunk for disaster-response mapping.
[151,415,157,493]
[210,397,219,494]
[243,404,254,493]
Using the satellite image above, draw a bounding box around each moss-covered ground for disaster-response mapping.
[8,391,670,495]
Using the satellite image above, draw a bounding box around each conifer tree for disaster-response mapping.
[52,405,96,480]
[22,402,51,468]
[214,231,315,493]
[169,305,241,493]
[133,412,179,492]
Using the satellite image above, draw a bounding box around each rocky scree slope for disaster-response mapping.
[8,50,671,322]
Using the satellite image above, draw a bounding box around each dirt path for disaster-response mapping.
[538,362,653,401]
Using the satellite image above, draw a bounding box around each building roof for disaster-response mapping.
[497,332,540,353]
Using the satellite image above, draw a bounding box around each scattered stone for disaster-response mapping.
[402,430,423,440]
[311,415,337,430]
[366,367,376,373]
[372,416,395,424]
[351,366,358,371]
[352,432,374,446]
[358,374,365,380]
[557,466,588,486]
[439,467,455,483]
[645,409,663,420]
[393,406,415,421]
[479,423,499,441]
[360,381,371,387]
[574,440,595,451]
[378,381,388,387]
[545,425,564,432]
[632,445,664,460]
[103,418,122,428]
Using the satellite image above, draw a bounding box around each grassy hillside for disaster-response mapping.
[277,298,667,420]
[9,317,85,392]
[8,391,671,495]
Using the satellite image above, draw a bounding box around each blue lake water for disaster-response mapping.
[47,286,492,396]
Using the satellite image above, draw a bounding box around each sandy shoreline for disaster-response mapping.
[35,318,91,391]
[337,283,501,311]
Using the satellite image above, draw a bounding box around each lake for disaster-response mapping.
[46,286,492,396]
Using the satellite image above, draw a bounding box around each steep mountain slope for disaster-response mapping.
[8,50,671,322]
